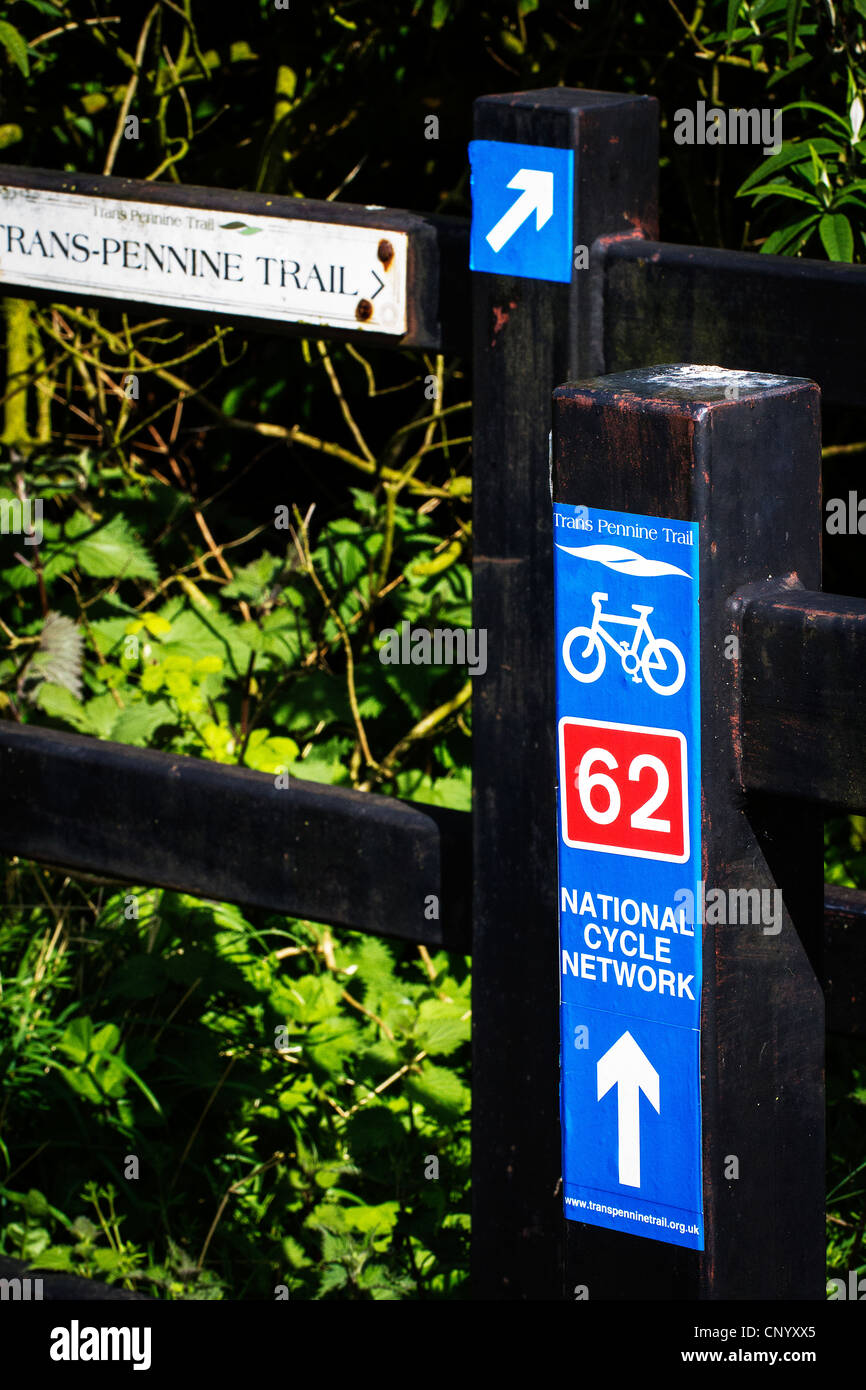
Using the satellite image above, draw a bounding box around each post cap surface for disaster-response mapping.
[554,363,819,409]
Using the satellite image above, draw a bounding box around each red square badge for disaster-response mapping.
[559,716,689,862]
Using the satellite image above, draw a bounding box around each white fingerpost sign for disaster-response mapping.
[0,185,408,334]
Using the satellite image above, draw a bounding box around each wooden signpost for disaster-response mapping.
[552,365,825,1300]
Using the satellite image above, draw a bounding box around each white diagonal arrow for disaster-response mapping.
[485,168,554,253]
[597,1030,660,1188]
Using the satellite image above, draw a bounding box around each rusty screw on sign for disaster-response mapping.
[357,241,394,321]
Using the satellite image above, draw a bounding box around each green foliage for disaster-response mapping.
[825,1035,866,1294]
[0,20,29,79]
[736,89,866,258]
[825,816,866,889]
[0,884,470,1297]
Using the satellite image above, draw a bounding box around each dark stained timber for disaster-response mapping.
[471,87,659,1301]
[553,365,825,1301]
[735,590,866,812]
[0,724,471,951]
[598,238,866,406]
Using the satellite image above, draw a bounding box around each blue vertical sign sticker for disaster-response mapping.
[468,140,574,283]
[554,503,704,1250]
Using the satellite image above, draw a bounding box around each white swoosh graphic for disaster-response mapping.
[555,543,692,579]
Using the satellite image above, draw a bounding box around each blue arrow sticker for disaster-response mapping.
[554,502,704,1250]
[469,140,574,283]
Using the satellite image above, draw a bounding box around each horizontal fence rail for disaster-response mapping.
[596,237,866,406]
[0,1256,150,1302]
[0,724,471,952]
[0,165,470,353]
[1,723,856,1033]
[733,587,866,811]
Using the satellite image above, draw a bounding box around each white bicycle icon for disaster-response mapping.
[562,591,686,696]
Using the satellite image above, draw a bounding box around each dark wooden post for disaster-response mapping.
[552,365,825,1300]
[470,90,658,1300]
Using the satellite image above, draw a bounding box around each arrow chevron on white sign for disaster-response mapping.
[597,1030,660,1188]
[485,168,554,253]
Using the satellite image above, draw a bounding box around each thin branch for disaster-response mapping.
[103,6,160,176]
[30,17,121,47]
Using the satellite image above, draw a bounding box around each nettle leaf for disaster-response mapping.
[414,999,470,1057]
[31,1247,75,1273]
[25,611,83,699]
[259,609,303,660]
[35,682,91,732]
[242,729,299,773]
[306,1018,364,1075]
[0,560,38,590]
[404,1061,470,1118]
[88,615,137,656]
[395,768,471,812]
[61,513,158,584]
[290,740,352,786]
[110,700,175,746]
[317,1263,348,1294]
[158,602,251,675]
[81,692,122,739]
[341,1201,400,1235]
[221,553,282,600]
[351,937,397,998]
[280,973,343,1024]
[315,522,371,590]
[279,672,346,727]
[10,1225,50,1261]
[363,1263,414,1300]
[281,1235,311,1270]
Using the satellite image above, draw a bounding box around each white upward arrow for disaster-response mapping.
[485,168,555,253]
[597,1031,660,1188]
